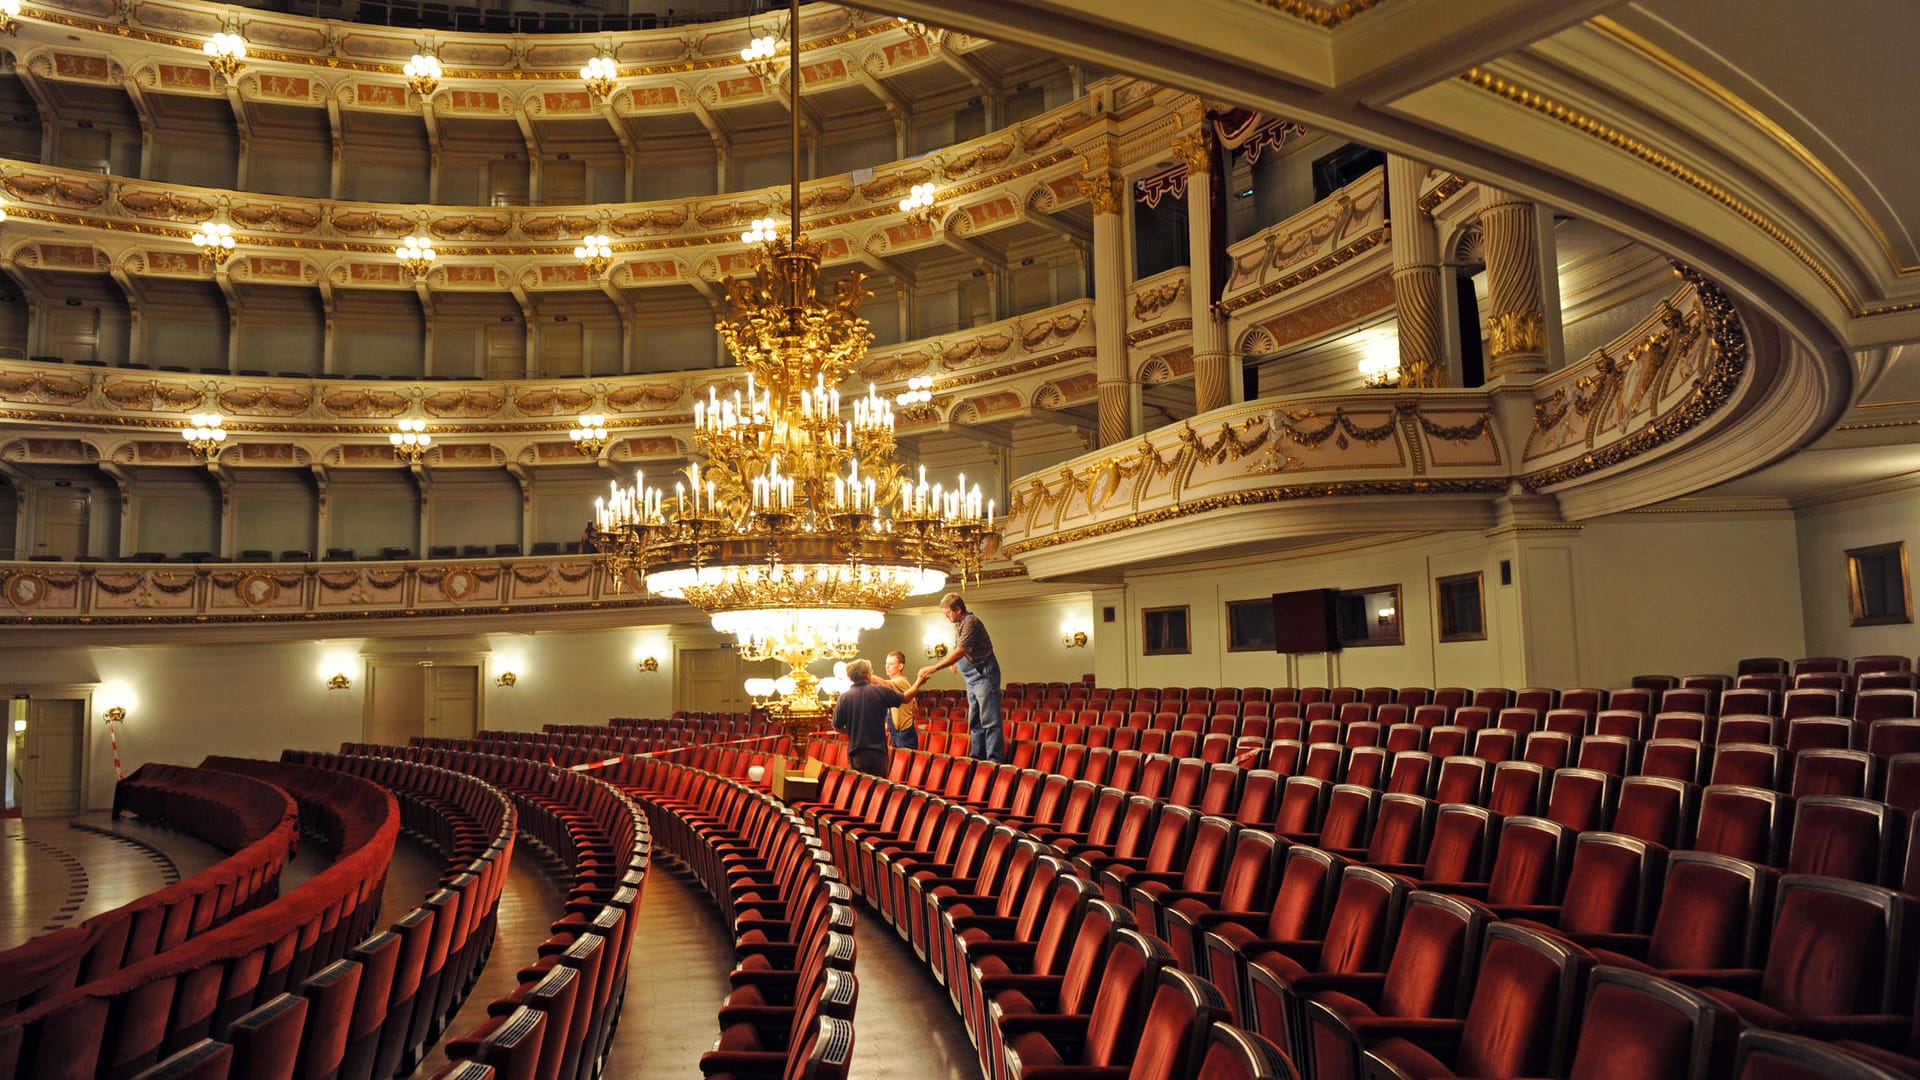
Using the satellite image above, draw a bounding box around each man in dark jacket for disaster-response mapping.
[833,657,923,775]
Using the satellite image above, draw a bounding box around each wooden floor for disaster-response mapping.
[5,813,983,1078]
[0,811,228,950]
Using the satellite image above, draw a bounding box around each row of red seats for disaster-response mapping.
[814,743,1920,1078]
[793,763,1304,1078]
[0,759,402,1080]
[0,765,299,1020]
[365,745,649,1080]
[194,750,519,1080]
[623,758,857,1079]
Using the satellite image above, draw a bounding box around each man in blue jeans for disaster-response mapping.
[918,591,1003,762]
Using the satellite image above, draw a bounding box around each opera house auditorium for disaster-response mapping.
[4,0,1920,1077]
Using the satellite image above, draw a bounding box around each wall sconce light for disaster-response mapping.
[496,671,518,688]
[103,705,127,724]
[925,641,949,660]
[1063,629,1089,649]
[327,673,352,691]
[635,656,659,673]
[11,718,24,734]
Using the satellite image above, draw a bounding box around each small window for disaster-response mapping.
[1336,584,1403,648]
[1436,572,1486,642]
[1227,599,1277,652]
[1847,542,1912,627]
[1142,605,1191,656]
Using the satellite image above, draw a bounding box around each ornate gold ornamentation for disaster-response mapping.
[1487,310,1545,356]
[1519,268,1746,490]
[1172,130,1213,175]
[1131,279,1187,321]
[1460,66,1858,317]
[1281,407,1399,450]
[1077,172,1122,216]
[1415,174,1470,215]
[1252,0,1389,28]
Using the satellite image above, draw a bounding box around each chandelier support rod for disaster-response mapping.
[789,0,801,241]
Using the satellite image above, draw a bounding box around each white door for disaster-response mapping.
[679,647,765,714]
[428,666,479,740]
[34,490,88,560]
[46,307,100,363]
[367,663,427,746]
[23,698,84,817]
[484,324,526,380]
[539,321,583,379]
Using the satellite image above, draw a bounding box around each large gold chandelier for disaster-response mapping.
[593,0,994,726]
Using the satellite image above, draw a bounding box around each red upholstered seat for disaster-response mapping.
[1714,743,1788,789]
[1734,1029,1911,1080]
[1299,891,1492,1080]
[1485,760,1545,817]
[1385,751,1435,796]
[1558,968,1740,1080]
[1693,876,1918,1047]
[227,993,313,1080]
[1357,923,1595,1080]
[997,929,1174,1078]
[1793,749,1876,798]
[129,1039,235,1080]
[1644,738,1706,784]
[1545,767,1614,832]
[1158,829,1282,971]
[980,899,1132,1080]
[1505,830,1666,940]
[1612,775,1698,849]
[1084,968,1231,1080]
[1193,1024,1300,1080]
[1786,796,1897,885]
[1696,785,1789,865]
[1201,846,1348,1028]
[1240,866,1408,1063]
[1590,849,1775,975]
[1125,816,1241,935]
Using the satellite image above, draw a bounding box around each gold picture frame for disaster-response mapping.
[1336,584,1403,648]
[1436,571,1487,642]
[1846,542,1913,627]
[1142,604,1191,655]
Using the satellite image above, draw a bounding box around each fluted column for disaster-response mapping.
[1178,130,1232,412]
[1388,154,1445,388]
[1480,188,1548,378]
[1083,169,1132,447]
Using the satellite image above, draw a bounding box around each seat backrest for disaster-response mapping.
[1318,785,1378,851]
[1234,769,1282,826]
[1453,924,1595,1078]
[1073,929,1178,1067]
[1053,899,1137,1015]
[1141,803,1198,872]
[1791,748,1874,798]
[1694,784,1786,865]
[1558,831,1666,936]
[1486,760,1545,817]
[1566,967,1735,1080]
[1786,795,1893,884]
[1612,775,1696,849]
[1385,751,1434,795]
[1377,891,1490,1019]
[1212,828,1281,914]
[1721,689,1777,719]
[1272,776,1328,835]
[1485,816,1572,906]
[1366,794,1434,866]
[1432,755,1488,804]
[1195,1024,1300,1080]
[1545,767,1613,832]
[1732,1029,1908,1080]
[1890,753,1920,815]
[1124,968,1232,1080]
[1422,804,1494,883]
[1642,738,1704,784]
[1711,743,1785,789]
[1761,875,1909,1016]
[1715,713,1777,747]
[1198,766,1242,817]
[1316,866,1409,975]
[1264,845,1346,939]
[1027,873,1101,977]
[1648,851,1776,970]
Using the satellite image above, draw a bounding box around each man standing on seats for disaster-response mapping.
[919,592,1004,762]
[833,657,922,776]
[884,649,919,752]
